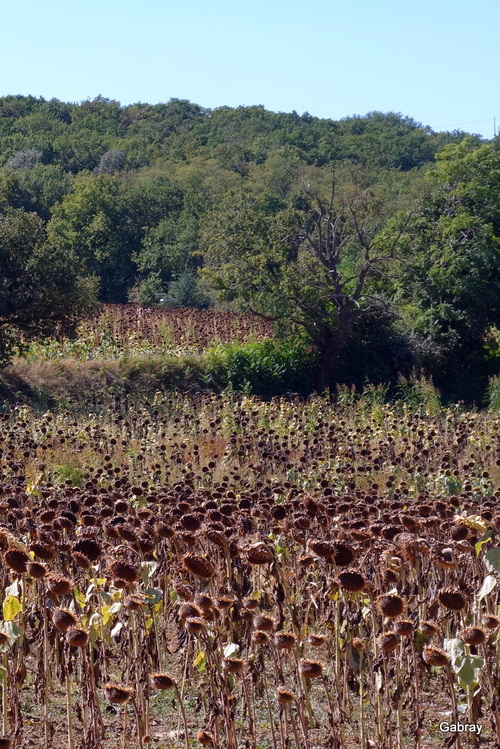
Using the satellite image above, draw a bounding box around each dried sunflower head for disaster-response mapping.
[423,647,449,667]
[299,659,323,679]
[66,627,89,648]
[104,683,133,704]
[459,627,486,646]
[276,686,296,705]
[378,633,400,653]
[338,569,366,592]
[377,593,405,619]
[274,632,296,650]
[182,553,215,580]
[438,589,467,612]
[223,658,245,674]
[151,672,176,690]
[53,608,78,632]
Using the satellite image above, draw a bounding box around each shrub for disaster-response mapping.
[204,338,317,397]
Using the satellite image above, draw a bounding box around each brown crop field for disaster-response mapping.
[0,390,498,747]
[16,305,274,363]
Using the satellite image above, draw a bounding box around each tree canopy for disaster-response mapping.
[0,94,497,397]
[0,207,98,365]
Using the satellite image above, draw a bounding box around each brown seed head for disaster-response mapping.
[72,552,92,570]
[352,637,367,651]
[242,598,259,611]
[377,594,405,619]
[104,683,134,704]
[459,627,486,646]
[423,647,449,667]
[276,686,296,705]
[27,561,47,579]
[46,574,72,597]
[178,603,203,621]
[482,614,500,630]
[29,542,54,561]
[185,617,206,635]
[338,569,365,592]
[299,659,323,679]
[274,632,296,650]
[123,595,143,611]
[307,539,335,559]
[251,630,270,646]
[152,672,176,690]
[4,548,28,574]
[172,580,194,600]
[253,614,275,632]
[215,596,233,611]
[194,593,214,611]
[438,589,467,612]
[66,627,89,648]
[223,658,245,674]
[298,554,315,568]
[378,633,401,652]
[52,608,78,632]
[246,544,273,565]
[393,619,414,637]
[331,542,355,567]
[196,729,215,746]
[182,553,215,580]
[72,538,101,562]
[109,560,139,584]
[420,620,440,637]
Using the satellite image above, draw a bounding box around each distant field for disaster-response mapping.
[16,304,274,363]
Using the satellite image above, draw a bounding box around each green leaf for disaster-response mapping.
[444,637,464,666]
[2,622,20,644]
[0,666,7,682]
[477,574,496,600]
[140,561,158,583]
[193,650,206,673]
[475,530,492,556]
[73,586,86,609]
[2,596,21,622]
[90,578,107,587]
[456,654,484,685]
[484,548,500,572]
[144,587,163,606]
[101,602,122,626]
[4,581,19,598]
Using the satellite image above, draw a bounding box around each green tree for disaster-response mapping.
[48,172,183,302]
[0,208,97,365]
[390,139,500,396]
[202,175,409,387]
[47,175,135,302]
[14,164,74,219]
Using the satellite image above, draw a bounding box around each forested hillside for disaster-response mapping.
[0,94,499,400]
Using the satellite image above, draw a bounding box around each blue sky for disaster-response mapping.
[3,0,498,138]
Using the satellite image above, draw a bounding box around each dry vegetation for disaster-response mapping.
[0,389,498,748]
[1,305,276,410]
[16,305,273,363]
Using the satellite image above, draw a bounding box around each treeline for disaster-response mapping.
[0,94,499,401]
[0,95,469,305]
